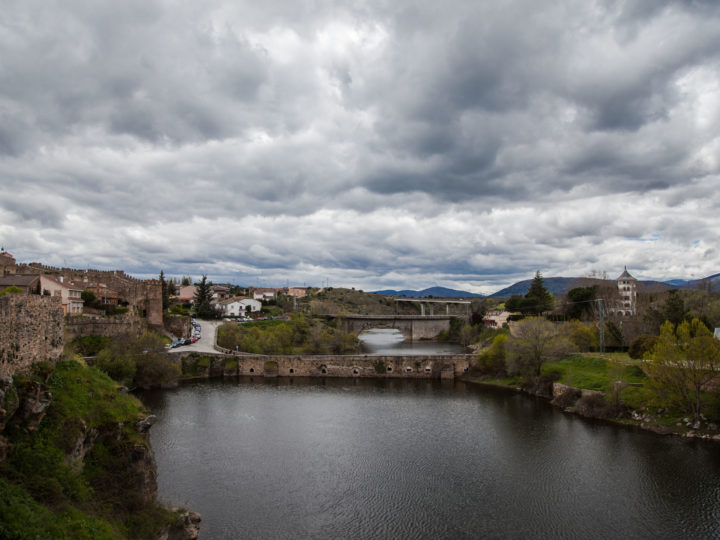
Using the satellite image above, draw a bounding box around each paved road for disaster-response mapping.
[168,319,221,354]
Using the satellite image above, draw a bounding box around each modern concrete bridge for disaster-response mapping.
[336,314,454,341]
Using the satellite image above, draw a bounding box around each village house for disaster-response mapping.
[252,287,281,301]
[82,283,120,305]
[178,285,197,304]
[219,297,262,316]
[0,274,41,294]
[210,285,230,306]
[482,310,512,328]
[287,287,308,298]
[39,275,84,315]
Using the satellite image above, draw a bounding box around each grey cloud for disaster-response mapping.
[2,0,720,293]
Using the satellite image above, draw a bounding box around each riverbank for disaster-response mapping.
[460,372,720,443]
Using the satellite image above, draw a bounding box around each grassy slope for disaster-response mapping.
[0,361,175,539]
[471,351,720,430]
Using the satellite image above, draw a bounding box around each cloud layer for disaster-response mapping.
[1,0,719,293]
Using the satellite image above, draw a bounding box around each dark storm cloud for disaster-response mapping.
[1,0,720,292]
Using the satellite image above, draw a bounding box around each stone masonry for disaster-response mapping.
[0,294,64,377]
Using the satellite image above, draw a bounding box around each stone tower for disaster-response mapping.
[616,266,637,316]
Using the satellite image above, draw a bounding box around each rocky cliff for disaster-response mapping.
[0,360,200,539]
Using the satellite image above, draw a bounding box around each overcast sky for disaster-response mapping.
[1,1,719,294]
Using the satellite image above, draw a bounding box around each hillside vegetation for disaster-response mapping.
[0,360,193,539]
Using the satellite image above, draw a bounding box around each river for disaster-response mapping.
[358,328,466,355]
[139,377,720,539]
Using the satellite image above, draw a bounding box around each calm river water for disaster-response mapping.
[139,377,720,539]
[358,328,465,355]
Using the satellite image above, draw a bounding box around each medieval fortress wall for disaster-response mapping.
[17,263,162,326]
[0,295,64,378]
[1,253,162,377]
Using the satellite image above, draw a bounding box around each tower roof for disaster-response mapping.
[617,266,636,280]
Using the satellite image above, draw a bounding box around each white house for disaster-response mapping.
[39,275,84,315]
[220,297,262,316]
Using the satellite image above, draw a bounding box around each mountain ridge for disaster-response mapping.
[375,272,720,299]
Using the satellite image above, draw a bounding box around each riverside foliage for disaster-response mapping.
[217,314,359,355]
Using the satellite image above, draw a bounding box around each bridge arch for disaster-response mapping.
[336,315,453,341]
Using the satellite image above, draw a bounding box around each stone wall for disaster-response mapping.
[16,264,163,326]
[64,314,145,340]
[164,314,190,338]
[175,350,473,380]
[0,294,64,377]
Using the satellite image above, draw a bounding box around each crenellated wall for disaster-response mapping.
[16,264,163,326]
[0,294,64,377]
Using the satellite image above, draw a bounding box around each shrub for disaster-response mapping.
[575,393,621,419]
[0,286,24,296]
[72,336,112,356]
[629,334,659,359]
[94,349,136,387]
[565,320,599,352]
[476,334,507,376]
[134,355,180,389]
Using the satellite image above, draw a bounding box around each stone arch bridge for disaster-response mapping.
[335,315,455,341]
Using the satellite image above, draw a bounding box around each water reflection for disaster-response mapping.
[358,328,464,355]
[140,378,720,539]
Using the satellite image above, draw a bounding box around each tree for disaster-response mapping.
[565,320,598,352]
[458,324,476,347]
[506,317,572,378]
[507,272,554,316]
[160,270,169,311]
[81,289,97,306]
[477,333,507,376]
[644,318,720,422]
[663,290,687,327]
[167,277,178,296]
[181,276,192,286]
[565,286,597,320]
[605,321,624,347]
[525,271,554,315]
[194,275,220,319]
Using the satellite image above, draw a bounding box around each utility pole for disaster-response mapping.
[597,298,605,353]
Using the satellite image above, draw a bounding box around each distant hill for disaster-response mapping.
[374,286,484,298]
[488,272,720,297]
[664,272,720,289]
[489,277,577,298]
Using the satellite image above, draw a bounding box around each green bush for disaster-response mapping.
[476,334,507,376]
[134,356,180,389]
[95,349,136,387]
[0,286,23,296]
[629,334,658,359]
[73,336,112,356]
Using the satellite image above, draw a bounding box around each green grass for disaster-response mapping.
[47,361,146,428]
[541,355,647,392]
[0,478,124,540]
[241,319,288,328]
